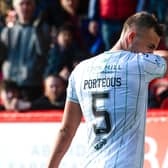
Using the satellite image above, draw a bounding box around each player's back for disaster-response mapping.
[67,50,166,168]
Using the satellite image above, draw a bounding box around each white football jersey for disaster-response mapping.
[66,50,166,168]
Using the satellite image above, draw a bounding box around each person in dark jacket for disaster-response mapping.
[45,24,87,80]
[13,74,67,111]
[31,74,67,110]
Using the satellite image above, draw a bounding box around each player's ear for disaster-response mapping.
[127,31,136,44]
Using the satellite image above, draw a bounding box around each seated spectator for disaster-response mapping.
[0,79,20,111]
[31,74,67,110]
[45,24,86,80]
[15,74,67,111]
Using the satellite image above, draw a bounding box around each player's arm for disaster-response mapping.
[153,50,168,76]
[48,101,82,168]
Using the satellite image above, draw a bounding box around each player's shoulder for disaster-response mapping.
[75,53,105,68]
[138,52,166,66]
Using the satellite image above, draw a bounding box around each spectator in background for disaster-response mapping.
[5,8,17,27]
[0,0,50,101]
[14,74,67,111]
[31,74,67,110]
[40,0,88,52]
[88,0,139,50]
[41,0,89,29]
[45,24,86,80]
[0,80,20,111]
[59,0,86,50]
[0,1,6,32]
[47,0,86,50]
[83,18,105,56]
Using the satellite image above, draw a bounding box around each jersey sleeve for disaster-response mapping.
[66,70,79,103]
[141,53,167,82]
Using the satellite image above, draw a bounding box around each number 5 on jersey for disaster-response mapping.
[92,92,112,135]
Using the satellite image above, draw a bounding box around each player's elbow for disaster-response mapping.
[59,125,76,141]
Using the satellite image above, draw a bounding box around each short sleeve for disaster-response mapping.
[141,53,167,82]
[66,70,79,103]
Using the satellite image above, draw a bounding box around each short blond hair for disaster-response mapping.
[122,11,164,37]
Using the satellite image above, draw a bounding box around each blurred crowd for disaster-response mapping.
[0,0,168,112]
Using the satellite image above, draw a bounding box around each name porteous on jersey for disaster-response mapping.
[83,77,121,89]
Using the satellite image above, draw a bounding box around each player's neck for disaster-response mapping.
[110,39,125,52]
